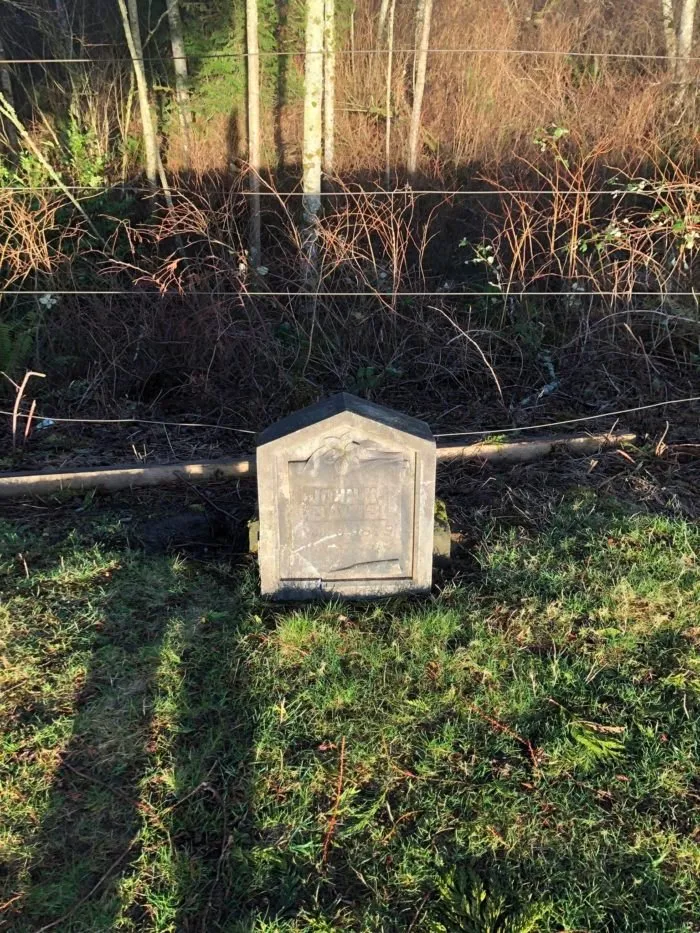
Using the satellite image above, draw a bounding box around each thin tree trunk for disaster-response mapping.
[54,0,74,58]
[117,0,159,186]
[0,39,18,153]
[166,0,192,167]
[120,69,136,183]
[302,0,324,278]
[413,0,426,90]
[246,0,261,266]
[675,0,697,102]
[378,0,391,40]
[323,0,335,174]
[407,0,433,181]
[661,0,678,67]
[384,0,396,187]
[350,3,356,79]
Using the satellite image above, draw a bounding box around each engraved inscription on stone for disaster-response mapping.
[283,434,414,580]
[256,393,436,599]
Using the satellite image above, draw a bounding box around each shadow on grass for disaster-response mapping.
[7,540,264,932]
[3,479,699,931]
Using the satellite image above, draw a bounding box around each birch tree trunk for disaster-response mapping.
[302,0,324,276]
[675,0,697,100]
[384,0,396,187]
[407,0,433,181]
[323,0,335,174]
[378,0,391,40]
[117,0,159,186]
[246,0,261,266]
[413,0,426,90]
[166,0,192,167]
[661,0,678,65]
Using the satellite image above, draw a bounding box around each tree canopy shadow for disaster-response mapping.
[4,512,265,932]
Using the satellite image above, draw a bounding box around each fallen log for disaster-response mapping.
[0,432,635,499]
[435,431,637,464]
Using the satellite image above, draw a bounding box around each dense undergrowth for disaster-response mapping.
[0,0,698,435]
[0,157,697,444]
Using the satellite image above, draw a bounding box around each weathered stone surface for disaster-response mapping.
[433,499,452,564]
[256,393,436,599]
[248,518,260,555]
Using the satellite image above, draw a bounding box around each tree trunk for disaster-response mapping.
[661,0,678,66]
[675,0,697,100]
[384,0,396,187]
[413,0,426,90]
[302,0,324,276]
[54,0,74,58]
[378,0,391,40]
[166,0,192,167]
[117,0,159,186]
[407,0,433,181]
[246,0,261,266]
[0,38,18,154]
[323,0,335,174]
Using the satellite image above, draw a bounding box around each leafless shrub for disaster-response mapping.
[0,190,83,287]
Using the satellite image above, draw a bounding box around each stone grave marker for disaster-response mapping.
[256,393,436,599]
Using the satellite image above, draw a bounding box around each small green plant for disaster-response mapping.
[532,124,570,169]
[349,364,383,392]
[346,363,402,393]
[432,865,545,932]
[460,241,504,292]
[0,321,33,381]
[578,220,627,254]
[64,118,105,187]
[567,720,626,773]
[0,147,53,189]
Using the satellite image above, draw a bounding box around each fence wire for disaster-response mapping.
[2,395,699,442]
[2,48,700,65]
[2,187,693,196]
[1,290,697,299]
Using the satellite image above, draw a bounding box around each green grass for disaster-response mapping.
[1,492,699,931]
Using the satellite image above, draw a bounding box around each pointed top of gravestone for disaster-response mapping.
[257,392,434,447]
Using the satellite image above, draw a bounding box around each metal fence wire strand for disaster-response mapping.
[1,290,698,298]
[2,396,699,440]
[2,186,695,195]
[2,48,700,64]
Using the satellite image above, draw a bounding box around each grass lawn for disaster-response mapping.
[1,453,699,931]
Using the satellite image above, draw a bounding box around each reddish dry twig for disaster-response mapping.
[466,702,540,770]
[322,735,346,864]
[1,370,46,452]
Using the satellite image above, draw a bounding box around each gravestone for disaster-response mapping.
[256,393,436,599]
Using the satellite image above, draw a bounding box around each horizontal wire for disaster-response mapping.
[1,48,698,64]
[0,410,255,434]
[1,186,690,196]
[1,290,697,298]
[433,395,700,437]
[3,395,698,441]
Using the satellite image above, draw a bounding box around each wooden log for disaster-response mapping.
[436,432,637,464]
[0,459,255,499]
[0,432,635,499]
